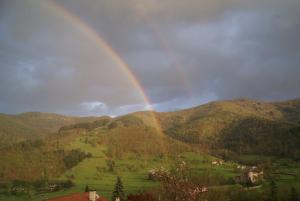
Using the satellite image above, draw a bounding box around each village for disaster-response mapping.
[43,160,264,201]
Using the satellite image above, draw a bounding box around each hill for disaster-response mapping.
[0,98,300,200]
[0,98,299,177]
[159,98,300,158]
[0,112,100,143]
[50,98,300,158]
[48,98,300,158]
[1,98,298,156]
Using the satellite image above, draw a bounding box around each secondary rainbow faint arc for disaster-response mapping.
[134,4,194,98]
[45,0,164,134]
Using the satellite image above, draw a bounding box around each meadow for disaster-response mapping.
[0,134,241,201]
[0,98,299,201]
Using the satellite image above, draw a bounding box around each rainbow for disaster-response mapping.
[43,0,165,135]
[134,6,194,98]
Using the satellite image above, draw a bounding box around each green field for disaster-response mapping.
[0,98,300,200]
[0,133,299,201]
[0,135,240,200]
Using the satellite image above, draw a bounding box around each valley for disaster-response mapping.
[0,98,299,201]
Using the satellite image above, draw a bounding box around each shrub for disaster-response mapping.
[63,149,92,169]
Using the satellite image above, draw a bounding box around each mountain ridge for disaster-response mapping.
[0,98,299,156]
[0,98,299,183]
[0,112,101,142]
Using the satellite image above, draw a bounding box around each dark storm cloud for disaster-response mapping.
[0,0,299,116]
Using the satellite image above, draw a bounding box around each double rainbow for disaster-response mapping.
[44,0,165,135]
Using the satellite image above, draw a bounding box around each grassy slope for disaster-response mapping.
[159,99,300,155]
[38,133,238,200]
[161,99,285,138]
[0,98,299,182]
[0,98,300,200]
[33,104,300,200]
[0,112,100,142]
[162,98,300,131]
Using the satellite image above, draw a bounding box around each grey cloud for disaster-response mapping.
[0,0,299,116]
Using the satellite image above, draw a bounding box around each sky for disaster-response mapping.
[0,0,300,116]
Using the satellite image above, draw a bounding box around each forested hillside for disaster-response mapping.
[0,98,300,181]
[0,112,100,143]
[160,99,300,158]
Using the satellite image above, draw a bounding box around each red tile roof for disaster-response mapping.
[46,192,109,201]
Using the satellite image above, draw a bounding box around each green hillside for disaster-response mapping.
[1,98,299,179]
[0,112,100,143]
[161,99,300,157]
[0,98,300,200]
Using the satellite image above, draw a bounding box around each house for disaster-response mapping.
[235,167,264,185]
[48,184,58,192]
[211,160,224,166]
[237,165,247,170]
[45,191,109,201]
[248,170,264,183]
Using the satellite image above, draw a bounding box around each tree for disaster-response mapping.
[112,177,125,201]
[106,159,115,172]
[85,184,89,192]
[290,187,299,201]
[270,180,278,201]
[153,160,206,201]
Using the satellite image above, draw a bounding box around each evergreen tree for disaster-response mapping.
[270,180,278,201]
[290,187,299,201]
[111,177,125,201]
[85,184,89,192]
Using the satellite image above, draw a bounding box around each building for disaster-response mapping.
[211,160,224,166]
[248,170,264,183]
[235,167,264,185]
[45,191,109,201]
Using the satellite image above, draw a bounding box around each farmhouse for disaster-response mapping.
[248,169,264,183]
[211,160,224,166]
[235,167,264,185]
[45,191,109,201]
